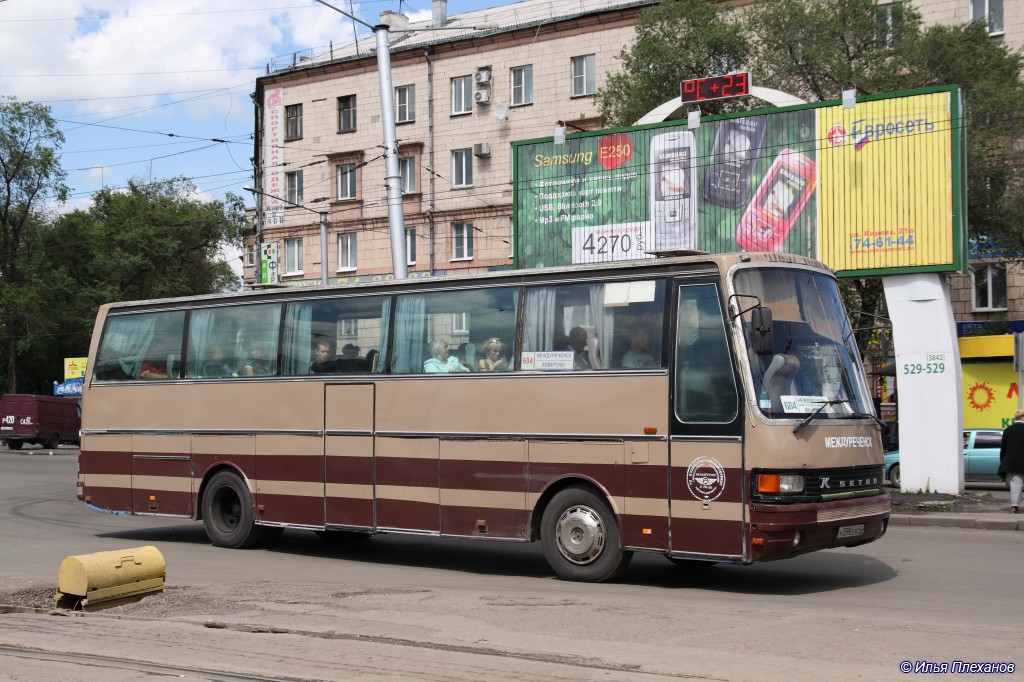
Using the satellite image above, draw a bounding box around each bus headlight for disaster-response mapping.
[757,473,805,494]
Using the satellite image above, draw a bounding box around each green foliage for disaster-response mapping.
[0,97,69,393]
[744,0,922,100]
[0,99,247,394]
[597,0,749,127]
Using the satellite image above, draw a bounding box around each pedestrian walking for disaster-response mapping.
[998,408,1024,514]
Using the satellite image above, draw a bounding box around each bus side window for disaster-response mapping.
[675,284,737,423]
[94,311,185,382]
[186,304,280,379]
[282,296,389,376]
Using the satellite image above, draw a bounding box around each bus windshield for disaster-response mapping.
[734,267,872,421]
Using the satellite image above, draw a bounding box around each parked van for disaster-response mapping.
[0,394,81,450]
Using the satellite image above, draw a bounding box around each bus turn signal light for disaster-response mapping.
[757,473,805,494]
[758,474,780,493]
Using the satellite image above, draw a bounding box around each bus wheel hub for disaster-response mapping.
[556,505,605,565]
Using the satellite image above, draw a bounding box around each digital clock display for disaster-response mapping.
[680,73,751,104]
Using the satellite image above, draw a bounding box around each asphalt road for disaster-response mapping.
[0,448,1021,681]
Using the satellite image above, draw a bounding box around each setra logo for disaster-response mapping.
[686,456,726,502]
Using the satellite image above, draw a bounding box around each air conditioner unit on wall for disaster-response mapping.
[473,143,491,157]
[474,90,491,104]
[474,68,491,84]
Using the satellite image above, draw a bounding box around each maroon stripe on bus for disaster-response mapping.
[192,454,257,483]
[671,518,744,555]
[625,465,668,499]
[253,492,324,527]
[670,466,744,504]
[256,456,324,484]
[376,457,439,489]
[440,459,527,492]
[326,455,373,486]
[79,450,132,475]
[133,489,191,516]
[620,514,669,550]
[441,506,529,539]
[376,498,439,532]
[528,462,624,496]
[326,497,373,528]
[83,486,132,512]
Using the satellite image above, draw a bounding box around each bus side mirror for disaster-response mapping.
[751,307,774,355]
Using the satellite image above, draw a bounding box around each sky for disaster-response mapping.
[0,0,516,272]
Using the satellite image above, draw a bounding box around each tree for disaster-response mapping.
[596,0,749,127]
[0,97,68,394]
[6,178,247,394]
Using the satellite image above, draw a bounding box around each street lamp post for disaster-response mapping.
[313,0,408,280]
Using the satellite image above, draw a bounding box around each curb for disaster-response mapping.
[889,513,1021,531]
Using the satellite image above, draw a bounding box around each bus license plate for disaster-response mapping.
[837,524,864,538]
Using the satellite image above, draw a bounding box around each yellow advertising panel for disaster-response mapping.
[817,92,954,271]
[962,362,1019,430]
[64,357,88,380]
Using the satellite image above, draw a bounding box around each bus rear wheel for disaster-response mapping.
[202,471,271,549]
[541,486,632,582]
[6,440,22,450]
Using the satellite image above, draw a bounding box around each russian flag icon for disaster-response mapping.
[855,136,870,151]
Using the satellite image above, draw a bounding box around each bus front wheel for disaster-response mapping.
[541,486,632,582]
[202,471,270,549]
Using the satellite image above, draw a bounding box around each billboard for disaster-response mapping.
[513,86,965,277]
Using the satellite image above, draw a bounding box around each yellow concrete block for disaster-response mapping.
[56,546,165,610]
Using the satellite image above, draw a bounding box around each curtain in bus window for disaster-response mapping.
[94,315,155,381]
[186,310,227,378]
[675,284,738,423]
[522,287,556,352]
[375,297,391,372]
[394,294,426,373]
[588,284,610,369]
[283,304,313,375]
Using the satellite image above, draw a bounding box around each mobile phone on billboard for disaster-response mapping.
[735,148,815,252]
[650,131,698,251]
[703,117,767,208]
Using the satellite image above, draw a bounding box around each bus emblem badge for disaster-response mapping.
[686,457,726,502]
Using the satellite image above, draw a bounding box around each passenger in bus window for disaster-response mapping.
[424,338,471,373]
[309,341,335,373]
[620,328,657,368]
[203,347,238,377]
[477,338,509,372]
[140,359,169,380]
[336,343,365,373]
[242,343,274,376]
[563,327,593,370]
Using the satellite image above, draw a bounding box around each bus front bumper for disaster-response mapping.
[748,493,891,561]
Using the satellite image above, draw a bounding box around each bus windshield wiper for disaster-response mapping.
[845,410,888,430]
[793,399,850,434]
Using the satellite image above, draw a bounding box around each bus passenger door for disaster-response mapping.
[669,281,745,561]
[325,383,375,530]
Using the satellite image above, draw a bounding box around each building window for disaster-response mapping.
[337,163,357,200]
[571,55,596,97]
[406,228,417,265]
[395,85,415,123]
[972,263,1007,311]
[285,237,303,275]
[285,104,303,140]
[452,222,474,260]
[452,149,473,187]
[971,0,1004,35]
[400,156,416,194]
[511,65,533,106]
[452,312,469,334]
[245,244,256,266]
[285,170,303,205]
[338,95,356,132]
[452,76,473,115]
[340,319,358,337]
[338,233,357,270]
[874,3,900,50]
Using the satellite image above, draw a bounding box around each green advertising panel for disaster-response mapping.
[513,86,965,277]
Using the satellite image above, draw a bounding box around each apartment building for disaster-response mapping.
[246,0,657,286]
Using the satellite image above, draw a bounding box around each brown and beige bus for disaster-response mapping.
[78,252,889,582]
